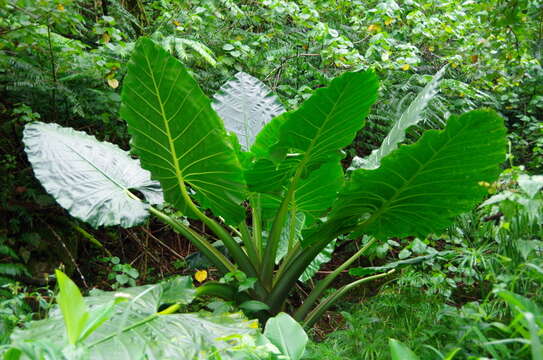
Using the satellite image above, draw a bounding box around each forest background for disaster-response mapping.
[1,0,542,359]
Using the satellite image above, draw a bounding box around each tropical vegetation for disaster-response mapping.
[0,0,541,359]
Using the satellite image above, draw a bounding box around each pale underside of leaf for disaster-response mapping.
[23,122,163,228]
[299,239,336,282]
[10,277,265,359]
[213,72,285,151]
[350,66,447,170]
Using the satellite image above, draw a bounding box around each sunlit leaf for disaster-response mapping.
[23,122,163,228]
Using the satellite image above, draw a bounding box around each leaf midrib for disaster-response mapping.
[297,75,355,170]
[357,121,469,230]
[143,50,189,203]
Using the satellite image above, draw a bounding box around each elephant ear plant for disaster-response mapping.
[23,38,506,327]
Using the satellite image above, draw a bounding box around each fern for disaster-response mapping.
[0,239,30,285]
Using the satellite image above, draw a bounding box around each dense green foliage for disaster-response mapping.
[0,0,541,359]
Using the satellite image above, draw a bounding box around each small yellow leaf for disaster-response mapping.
[428,46,435,52]
[367,24,381,32]
[172,20,181,26]
[401,64,410,71]
[107,78,119,89]
[195,270,207,283]
[56,4,65,11]
[384,18,394,26]
[102,33,111,44]
[451,63,458,68]
[247,320,259,329]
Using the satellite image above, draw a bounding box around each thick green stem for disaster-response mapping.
[250,194,263,259]
[148,206,234,274]
[239,221,259,269]
[294,237,376,321]
[267,221,342,312]
[68,222,112,257]
[261,160,307,288]
[303,269,396,328]
[195,282,239,301]
[288,206,297,251]
[273,242,301,286]
[261,182,298,288]
[192,204,258,280]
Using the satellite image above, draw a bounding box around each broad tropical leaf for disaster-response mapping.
[121,38,247,224]
[389,339,420,360]
[350,66,446,170]
[23,122,163,228]
[264,312,308,360]
[213,72,285,151]
[9,277,271,359]
[244,158,292,194]
[272,71,378,169]
[259,162,344,222]
[330,110,506,239]
[251,114,287,158]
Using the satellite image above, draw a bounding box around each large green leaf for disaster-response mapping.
[121,38,246,224]
[9,277,273,359]
[23,122,163,228]
[259,162,344,222]
[272,71,378,169]
[264,312,308,360]
[350,66,446,170]
[251,114,287,158]
[212,72,285,151]
[330,110,506,239]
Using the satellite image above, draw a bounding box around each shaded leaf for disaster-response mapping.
[299,239,336,283]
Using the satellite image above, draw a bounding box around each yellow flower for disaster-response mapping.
[56,4,65,11]
[367,24,381,32]
[173,20,181,27]
[195,269,207,283]
[384,18,394,26]
[401,64,410,71]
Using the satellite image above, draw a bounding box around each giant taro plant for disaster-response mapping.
[22,38,506,327]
